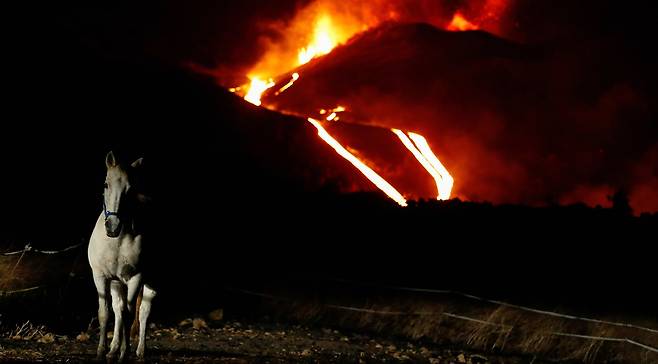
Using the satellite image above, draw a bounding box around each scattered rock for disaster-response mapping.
[172,329,182,340]
[457,353,467,363]
[208,308,224,321]
[178,318,193,327]
[76,332,90,342]
[192,318,209,331]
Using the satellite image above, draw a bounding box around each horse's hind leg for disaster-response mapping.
[122,274,143,360]
[93,275,110,360]
[107,281,126,361]
[136,284,156,360]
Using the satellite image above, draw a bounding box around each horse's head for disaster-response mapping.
[103,151,143,238]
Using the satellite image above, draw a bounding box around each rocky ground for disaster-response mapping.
[0,319,546,363]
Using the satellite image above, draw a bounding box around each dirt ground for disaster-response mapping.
[0,319,546,364]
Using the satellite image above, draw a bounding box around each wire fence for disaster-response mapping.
[326,277,658,335]
[0,243,84,297]
[230,287,658,355]
[1,243,83,257]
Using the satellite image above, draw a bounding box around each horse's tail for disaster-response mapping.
[130,286,144,339]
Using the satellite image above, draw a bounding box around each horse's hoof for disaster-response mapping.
[106,351,117,363]
[136,345,145,360]
[118,351,129,364]
[96,347,106,360]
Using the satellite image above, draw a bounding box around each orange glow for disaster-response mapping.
[228,3,460,204]
[323,105,346,121]
[244,77,275,106]
[447,12,479,31]
[298,15,338,65]
[408,132,453,200]
[237,0,510,89]
[308,118,407,206]
[275,73,300,96]
[246,6,368,81]
[321,105,346,120]
[393,129,445,200]
[393,130,453,200]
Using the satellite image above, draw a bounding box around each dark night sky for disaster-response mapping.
[17,1,655,68]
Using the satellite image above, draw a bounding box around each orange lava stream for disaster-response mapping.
[308,118,408,206]
[407,132,453,200]
[275,73,300,96]
[392,129,444,200]
[244,77,274,106]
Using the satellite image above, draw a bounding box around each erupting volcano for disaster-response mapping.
[214,0,658,213]
[225,3,497,204]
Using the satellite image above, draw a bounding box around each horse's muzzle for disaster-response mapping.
[105,217,122,238]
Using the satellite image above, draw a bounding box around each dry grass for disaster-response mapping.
[2,321,59,343]
[246,290,658,364]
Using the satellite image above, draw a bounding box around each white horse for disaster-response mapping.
[88,151,156,362]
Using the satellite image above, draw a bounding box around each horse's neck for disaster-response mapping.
[96,212,142,238]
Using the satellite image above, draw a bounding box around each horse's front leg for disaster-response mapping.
[107,281,126,361]
[93,275,110,360]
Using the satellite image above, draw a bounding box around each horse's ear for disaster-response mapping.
[105,151,117,168]
[131,157,144,169]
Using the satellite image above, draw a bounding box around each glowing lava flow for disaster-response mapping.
[308,118,408,207]
[275,73,300,96]
[407,132,454,200]
[392,129,445,200]
[321,105,345,121]
[393,129,453,200]
[241,14,338,106]
[244,77,275,106]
